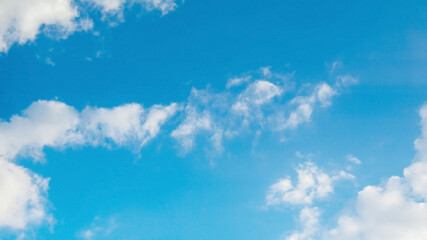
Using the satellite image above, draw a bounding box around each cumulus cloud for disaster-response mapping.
[0,100,178,230]
[265,161,354,240]
[0,158,51,230]
[0,0,88,53]
[0,100,178,162]
[286,207,321,240]
[0,100,80,161]
[327,104,427,240]
[266,161,352,207]
[0,0,178,53]
[0,66,356,233]
[276,104,427,240]
[275,82,336,130]
[232,80,283,115]
[172,67,355,153]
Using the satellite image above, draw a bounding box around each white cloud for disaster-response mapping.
[0,158,51,230]
[266,161,352,206]
[0,100,178,231]
[0,0,178,53]
[280,82,337,130]
[286,207,321,240]
[171,105,214,152]
[326,104,427,240]
[267,103,427,240]
[336,75,358,87]
[171,68,356,153]
[0,0,88,53]
[232,80,282,115]
[346,154,361,165]
[0,100,178,162]
[0,66,356,233]
[226,76,251,89]
[0,100,81,161]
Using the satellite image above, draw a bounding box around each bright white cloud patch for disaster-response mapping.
[266,161,352,206]
[0,100,80,161]
[232,80,282,115]
[0,100,178,162]
[274,103,427,240]
[0,158,51,230]
[0,0,90,53]
[286,207,321,240]
[266,161,354,240]
[172,67,355,153]
[0,0,178,52]
[327,104,427,240]
[0,66,355,233]
[0,100,178,230]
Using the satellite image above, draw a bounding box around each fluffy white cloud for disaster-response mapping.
[232,80,282,115]
[172,67,355,153]
[80,103,178,147]
[0,0,178,52]
[0,0,92,53]
[0,100,80,161]
[286,207,321,240]
[266,161,352,206]
[327,104,427,240]
[275,104,427,240]
[280,83,336,130]
[0,100,178,230]
[0,100,178,162]
[0,66,356,233]
[0,158,51,230]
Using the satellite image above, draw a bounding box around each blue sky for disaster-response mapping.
[1,0,427,239]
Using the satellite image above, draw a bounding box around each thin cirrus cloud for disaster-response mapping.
[0,67,356,232]
[0,0,178,53]
[267,104,427,240]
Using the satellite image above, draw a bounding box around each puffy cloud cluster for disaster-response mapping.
[0,158,51,230]
[266,162,334,206]
[0,100,178,162]
[327,104,427,240]
[270,103,427,240]
[0,100,178,231]
[172,68,355,154]
[0,0,178,53]
[0,66,355,233]
[265,161,354,240]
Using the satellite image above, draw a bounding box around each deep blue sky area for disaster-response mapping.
[1,1,427,240]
